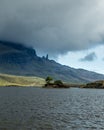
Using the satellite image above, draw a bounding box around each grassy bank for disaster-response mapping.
[0,73,45,87]
[80,80,104,88]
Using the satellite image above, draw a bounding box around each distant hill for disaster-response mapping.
[0,40,104,83]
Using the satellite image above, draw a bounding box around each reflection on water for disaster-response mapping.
[0,87,104,130]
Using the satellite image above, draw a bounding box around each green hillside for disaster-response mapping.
[0,73,45,87]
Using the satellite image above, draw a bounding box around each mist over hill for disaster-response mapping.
[0,41,104,83]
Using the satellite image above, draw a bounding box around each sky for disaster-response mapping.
[0,0,104,74]
[57,45,104,74]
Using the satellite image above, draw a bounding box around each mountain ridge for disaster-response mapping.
[0,40,104,83]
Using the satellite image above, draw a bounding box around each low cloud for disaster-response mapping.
[80,52,97,61]
[0,0,104,55]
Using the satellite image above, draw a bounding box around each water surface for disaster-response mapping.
[0,87,104,130]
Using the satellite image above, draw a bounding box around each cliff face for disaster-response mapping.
[0,41,104,83]
[0,41,37,64]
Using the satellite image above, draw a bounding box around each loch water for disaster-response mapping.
[0,87,104,130]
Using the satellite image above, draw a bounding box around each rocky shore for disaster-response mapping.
[43,83,71,88]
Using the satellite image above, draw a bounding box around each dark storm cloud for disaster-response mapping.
[80,52,97,61]
[0,0,104,54]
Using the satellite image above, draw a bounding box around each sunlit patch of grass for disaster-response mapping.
[0,73,45,87]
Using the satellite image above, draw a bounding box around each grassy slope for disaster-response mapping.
[0,73,45,87]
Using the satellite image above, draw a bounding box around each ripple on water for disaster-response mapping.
[0,88,104,129]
